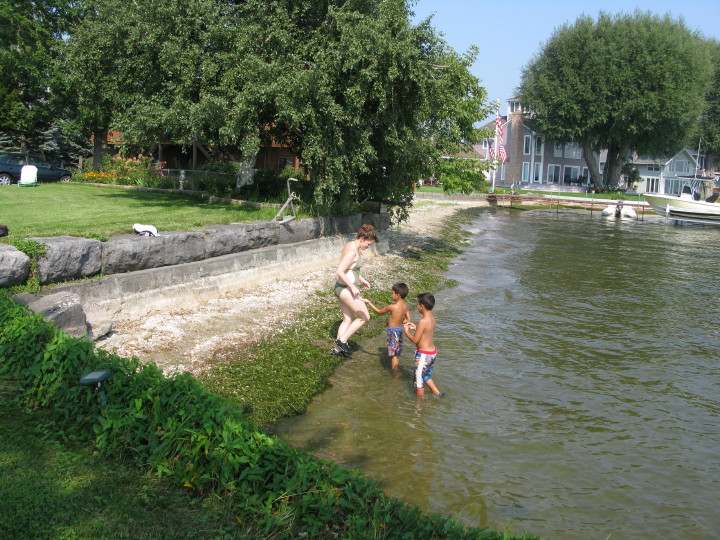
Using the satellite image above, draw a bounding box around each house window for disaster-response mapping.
[564,143,581,159]
[547,164,561,184]
[522,162,531,181]
[535,137,543,156]
[278,157,294,169]
[671,159,689,173]
[647,164,660,172]
[563,165,580,184]
[666,178,684,195]
[523,135,531,155]
[533,162,541,183]
[509,101,522,113]
[646,177,658,192]
[554,143,563,158]
[582,167,589,185]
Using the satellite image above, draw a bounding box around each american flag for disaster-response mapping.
[488,146,495,159]
[498,144,507,162]
[495,113,504,140]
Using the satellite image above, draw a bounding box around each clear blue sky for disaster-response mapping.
[411,0,720,118]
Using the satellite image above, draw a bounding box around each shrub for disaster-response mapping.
[76,154,173,189]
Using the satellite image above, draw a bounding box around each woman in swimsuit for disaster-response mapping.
[332,224,378,357]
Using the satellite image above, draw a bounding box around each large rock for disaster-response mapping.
[161,231,206,266]
[202,222,279,258]
[33,236,102,285]
[0,244,30,287]
[23,291,88,339]
[102,234,164,274]
[277,217,324,244]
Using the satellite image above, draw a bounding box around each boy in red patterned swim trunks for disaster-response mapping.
[403,293,443,398]
[363,282,411,373]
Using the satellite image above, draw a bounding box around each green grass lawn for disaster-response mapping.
[0,183,281,241]
[0,382,240,539]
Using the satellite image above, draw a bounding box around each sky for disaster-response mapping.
[411,0,720,119]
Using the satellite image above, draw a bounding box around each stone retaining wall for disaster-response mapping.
[2,212,390,288]
[0,244,30,287]
[8,212,390,340]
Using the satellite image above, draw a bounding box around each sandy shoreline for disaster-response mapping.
[96,200,481,376]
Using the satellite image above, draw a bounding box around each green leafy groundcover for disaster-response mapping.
[0,296,536,539]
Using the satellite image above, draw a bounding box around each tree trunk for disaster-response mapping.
[705,151,715,176]
[582,141,603,189]
[602,144,631,189]
[92,128,106,170]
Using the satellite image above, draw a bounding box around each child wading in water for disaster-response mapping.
[363,282,411,373]
[403,293,443,397]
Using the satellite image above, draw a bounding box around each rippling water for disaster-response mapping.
[272,208,720,539]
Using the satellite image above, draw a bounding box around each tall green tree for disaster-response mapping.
[694,40,720,172]
[0,0,84,159]
[519,11,713,189]
[61,0,225,168]
[63,0,487,212]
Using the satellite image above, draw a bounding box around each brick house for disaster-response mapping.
[480,98,599,190]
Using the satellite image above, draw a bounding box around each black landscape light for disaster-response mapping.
[79,369,112,409]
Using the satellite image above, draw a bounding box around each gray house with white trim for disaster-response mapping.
[629,148,700,195]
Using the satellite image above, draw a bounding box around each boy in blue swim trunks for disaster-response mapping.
[403,293,443,397]
[363,282,411,373]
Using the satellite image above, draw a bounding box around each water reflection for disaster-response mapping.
[272,209,720,539]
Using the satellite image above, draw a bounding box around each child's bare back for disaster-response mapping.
[387,298,410,328]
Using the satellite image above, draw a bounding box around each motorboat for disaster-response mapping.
[644,191,720,224]
[601,201,637,219]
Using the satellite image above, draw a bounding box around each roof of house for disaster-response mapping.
[456,146,483,160]
[632,148,696,166]
[479,116,508,135]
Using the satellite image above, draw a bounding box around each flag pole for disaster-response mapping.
[492,98,500,191]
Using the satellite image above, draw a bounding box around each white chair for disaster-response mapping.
[19,165,38,187]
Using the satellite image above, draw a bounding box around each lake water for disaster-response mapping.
[271,208,720,539]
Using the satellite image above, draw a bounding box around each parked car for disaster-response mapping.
[0,153,72,184]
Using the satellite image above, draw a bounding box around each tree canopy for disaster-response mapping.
[694,39,720,171]
[60,0,489,214]
[0,0,85,161]
[518,11,714,189]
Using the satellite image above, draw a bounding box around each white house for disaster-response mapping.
[630,148,700,195]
